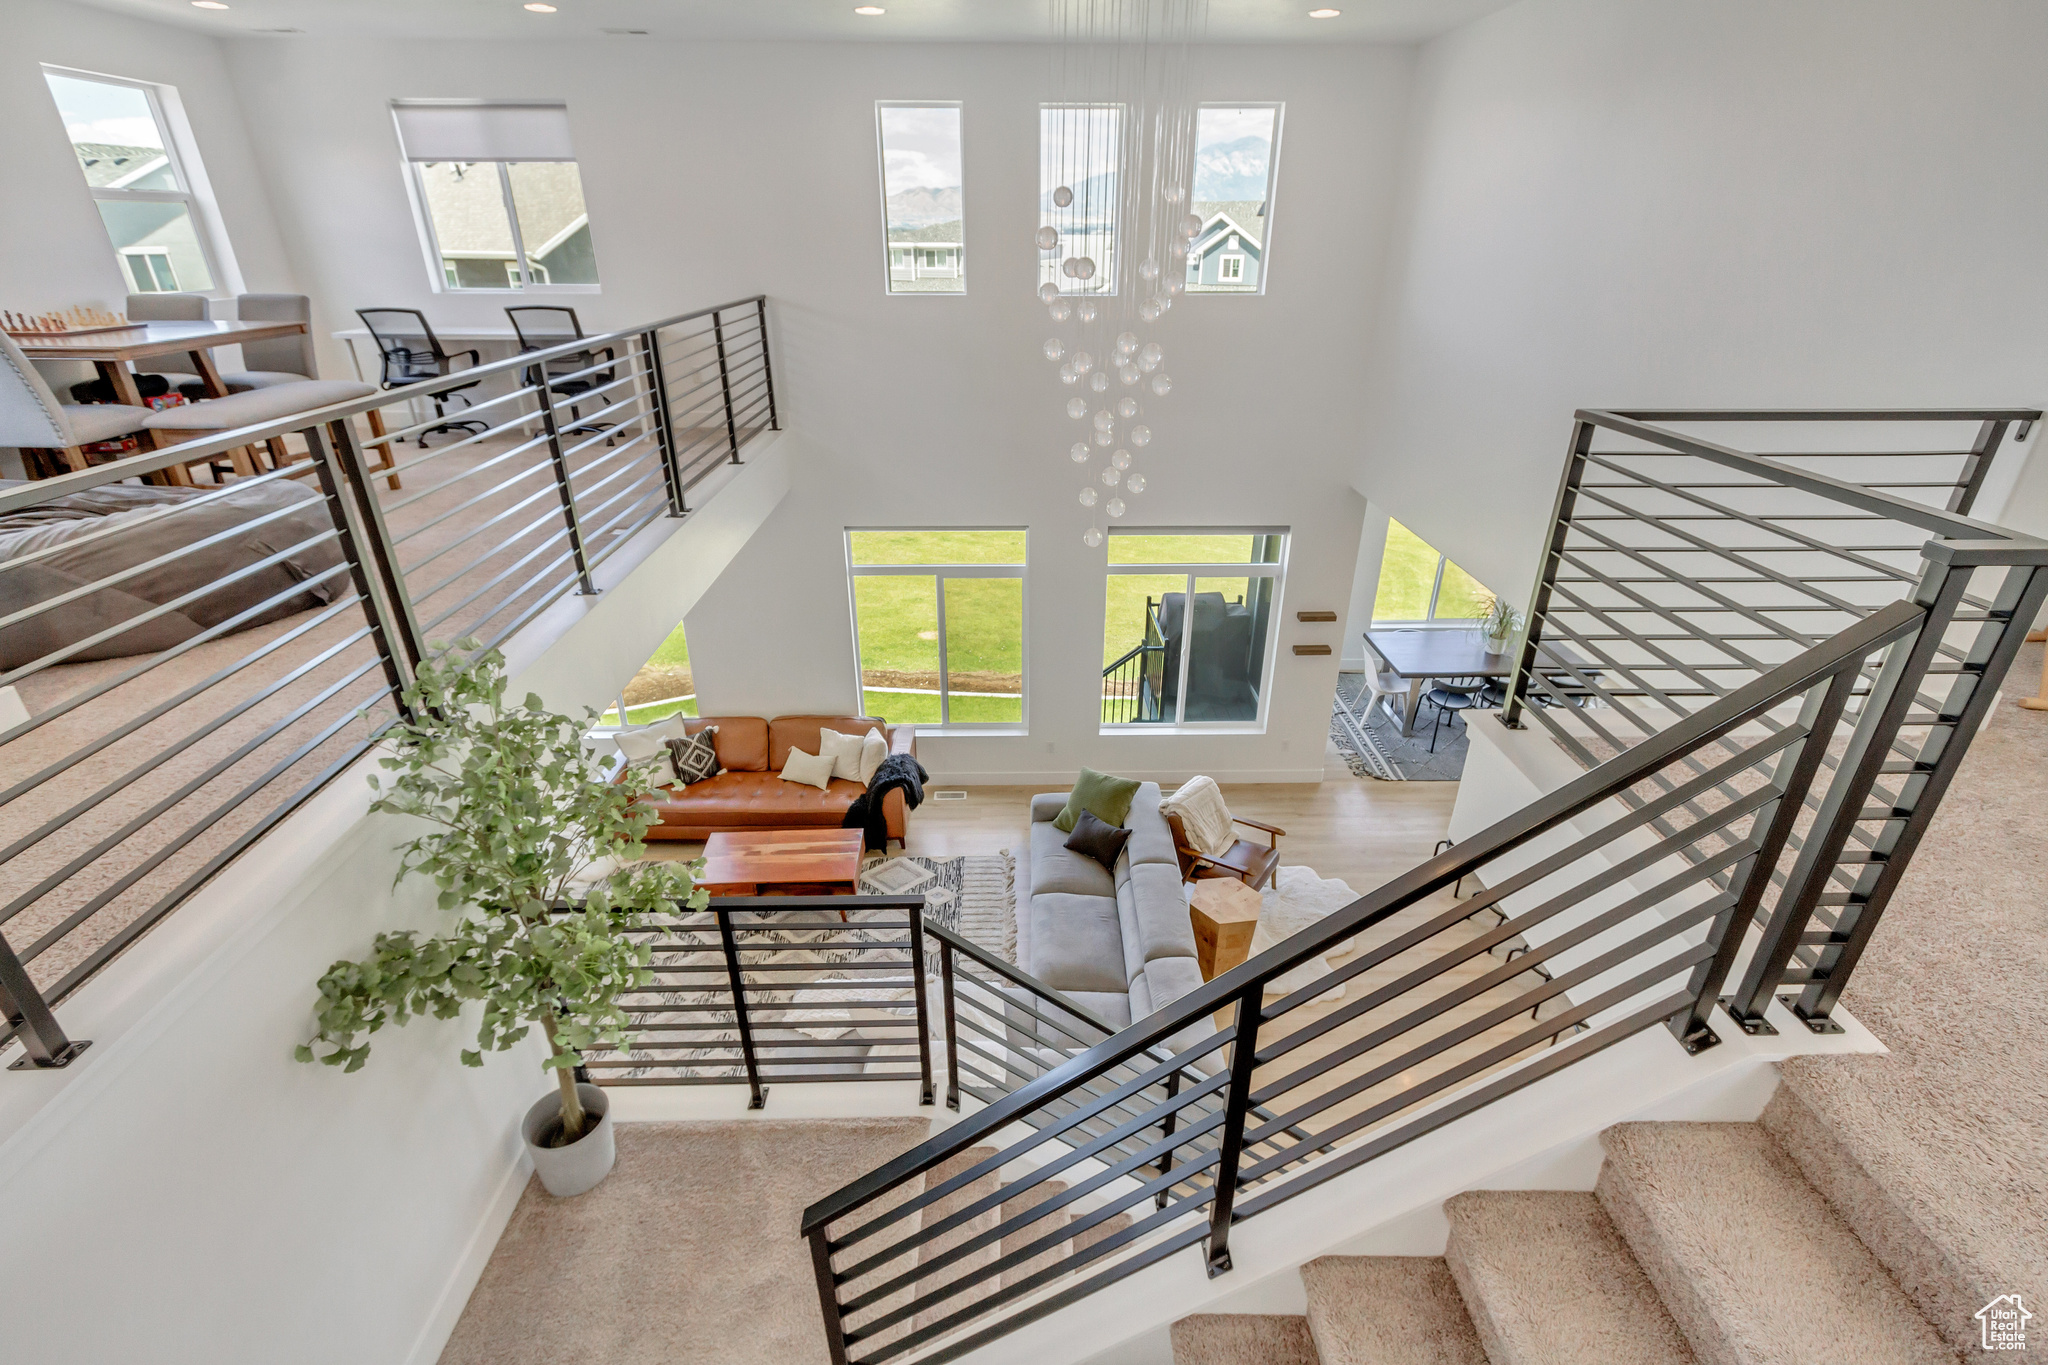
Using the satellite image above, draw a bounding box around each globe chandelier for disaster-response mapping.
[1038,0,1208,547]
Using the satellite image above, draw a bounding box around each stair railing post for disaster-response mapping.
[807,1224,852,1365]
[712,307,741,462]
[314,418,427,699]
[640,327,686,517]
[715,904,767,1109]
[531,377,598,596]
[0,930,87,1069]
[907,897,935,1107]
[1205,984,1263,1278]
[938,937,961,1112]
[1153,1066,1182,1210]
[756,296,780,432]
[1502,416,1594,729]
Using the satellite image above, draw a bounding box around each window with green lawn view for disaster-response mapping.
[1103,531,1285,726]
[599,620,695,727]
[1372,519,1491,624]
[848,530,1025,727]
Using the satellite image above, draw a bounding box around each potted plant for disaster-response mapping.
[297,642,699,1197]
[1478,594,1524,656]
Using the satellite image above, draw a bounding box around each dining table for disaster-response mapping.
[1362,627,1598,736]
[15,319,310,412]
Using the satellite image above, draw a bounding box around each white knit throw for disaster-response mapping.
[1162,774,1236,857]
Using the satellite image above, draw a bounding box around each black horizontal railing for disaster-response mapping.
[1505,408,2048,1032]
[583,895,934,1104]
[799,408,2048,1365]
[0,296,778,1067]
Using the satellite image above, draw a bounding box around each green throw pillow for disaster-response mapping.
[1054,767,1142,833]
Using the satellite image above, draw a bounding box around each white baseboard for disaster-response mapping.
[922,767,1330,787]
[403,1144,533,1365]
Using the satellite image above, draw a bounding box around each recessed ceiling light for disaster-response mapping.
[1308,7,1341,15]
[854,5,886,13]
[192,1,230,8]
[524,2,557,10]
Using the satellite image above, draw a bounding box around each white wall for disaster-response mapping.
[1357,0,2048,609]
[214,37,1415,783]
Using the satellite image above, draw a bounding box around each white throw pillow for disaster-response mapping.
[818,727,867,782]
[780,746,836,791]
[858,728,889,784]
[613,724,679,785]
[1248,866,1363,1002]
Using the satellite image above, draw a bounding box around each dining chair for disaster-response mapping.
[356,308,485,446]
[124,291,210,398]
[505,305,616,437]
[1,331,152,478]
[1421,674,1488,753]
[1358,639,1406,724]
[220,294,319,389]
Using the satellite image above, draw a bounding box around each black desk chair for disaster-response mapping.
[506,305,616,439]
[357,308,485,446]
[1422,674,1488,753]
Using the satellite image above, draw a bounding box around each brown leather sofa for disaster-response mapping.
[620,715,917,843]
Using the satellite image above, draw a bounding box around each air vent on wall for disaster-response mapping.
[932,789,969,801]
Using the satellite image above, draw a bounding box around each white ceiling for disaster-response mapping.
[75,0,1515,44]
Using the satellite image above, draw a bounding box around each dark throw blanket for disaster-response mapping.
[843,751,928,850]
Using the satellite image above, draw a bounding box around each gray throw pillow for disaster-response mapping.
[1063,808,1132,873]
[664,727,721,786]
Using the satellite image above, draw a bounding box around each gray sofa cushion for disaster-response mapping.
[1122,862,1199,972]
[1122,782,1180,869]
[1031,818,1116,899]
[1023,892,1128,996]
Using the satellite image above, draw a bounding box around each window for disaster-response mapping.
[391,101,600,292]
[1040,104,1122,297]
[598,620,697,727]
[43,68,221,294]
[1372,519,1492,624]
[847,530,1025,727]
[877,102,965,295]
[1186,104,1280,295]
[1102,531,1285,727]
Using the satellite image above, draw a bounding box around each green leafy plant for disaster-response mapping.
[297,642,700,1147]
[1479,593,1524,649]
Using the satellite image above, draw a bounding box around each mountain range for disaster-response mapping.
[886,185,963,229]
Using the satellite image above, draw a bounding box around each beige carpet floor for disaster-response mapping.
[439,1117,932,1365]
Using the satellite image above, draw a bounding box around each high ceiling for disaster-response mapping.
[77,0,1515,44]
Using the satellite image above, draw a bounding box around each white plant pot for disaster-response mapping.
[521,1081,615,1198]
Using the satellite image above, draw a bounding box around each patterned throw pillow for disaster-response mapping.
[664,727,721,786]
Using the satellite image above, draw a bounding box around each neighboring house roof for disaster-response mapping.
[531,213,591,259]
[72,142,168,188]
[1190,200,1266,247]
[1191,212,1263,259]
[887,219,965,245]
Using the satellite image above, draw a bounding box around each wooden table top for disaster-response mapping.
[14,319,306,363]
[700,829,865,886]
[1189,876,1264,926]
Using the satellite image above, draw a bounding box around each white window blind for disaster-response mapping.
[391,101,576,162]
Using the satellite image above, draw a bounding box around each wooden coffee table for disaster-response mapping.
[699,829,865,900]
[1189,877,1265,981]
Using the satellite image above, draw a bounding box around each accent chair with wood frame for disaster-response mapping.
[1164,809,1286,891]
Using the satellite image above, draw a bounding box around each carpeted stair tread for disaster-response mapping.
[1301,1256,1487,1365]
[1443,1189,1694,1364]
[1171,1314,1321,1365]
[914,1146,1004,1330]
[998,1177,1072,1290]
[1596,1122,1956,1365]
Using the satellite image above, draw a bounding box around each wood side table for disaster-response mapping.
[1189,877,1264,981]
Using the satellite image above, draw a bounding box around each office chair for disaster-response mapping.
[356,308,486,446]
[505,305,617,440]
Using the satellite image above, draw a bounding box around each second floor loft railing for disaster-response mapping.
[1504,409,2045,1032]
[0,296,779,1068]
[800,408,2048,1365]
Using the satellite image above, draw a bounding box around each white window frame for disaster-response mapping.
[1040,102,1125,299]
[876,100,967,298]
[44,65,238,298]
[403,158,599,296]
[1101,527,1288,734]
[1189,101,1284,298]
[1219,254,1245,282]
[845,528,1028,732]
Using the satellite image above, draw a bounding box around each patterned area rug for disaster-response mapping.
[860,851,1017,963]
[1331,672,1471,782]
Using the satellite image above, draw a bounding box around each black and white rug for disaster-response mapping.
[859,852,1017,962]
[1330,672,1470,782]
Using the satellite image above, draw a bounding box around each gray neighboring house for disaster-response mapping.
[888,219,964,283]
[1185,203,1265,292]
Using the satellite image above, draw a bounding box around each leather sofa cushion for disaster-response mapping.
[686,716,768,772]
[641,769,863,825]
[1024,892,1128,996]
[769,715,886,771]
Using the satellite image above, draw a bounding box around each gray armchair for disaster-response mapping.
[1,331,150,477]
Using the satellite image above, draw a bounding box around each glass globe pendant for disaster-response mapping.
[1100,466,1120,486]
[1138,258,1160,282]
[1038,282,1059,304]
[1150,373,1172,397]
[1106,496,1126,518]
[1119,364,1142,386]
[1117,396,1140,419]
[1078,486,1097,507]
[1070,442,1090,463]
[1084,527,1104,548]
[1126,472,1147,494]
[1048,298,1072,322]
[1059,362,1076,384]
[1115,330,1139,356]
[1139,342,1164,370]
[1139,300,1161,323]
[1053,185,1074,207]
[1077,300,1098,323]
[1093,430,1114,446]
[1036,225,1059,250]
[1067,397,1089,419]
[1061,257,1080,278]
[1180,213,1202,238]
[1092,408,1114,432]
[1044,338,1065,362]
[1074,256,1096,280]
[1072,350,1094,375]
[1110,448,1132,470]
[1128,424,1152,447]
[1090,372,1109,393]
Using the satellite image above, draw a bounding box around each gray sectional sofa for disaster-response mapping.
[1017,781,1212,1042]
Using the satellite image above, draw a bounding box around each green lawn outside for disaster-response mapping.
[644,622,689,669]
[1373,519,1494,623]
[849,531,1025,725]
[861,690,1020,724]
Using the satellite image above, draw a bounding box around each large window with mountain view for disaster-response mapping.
[848,531,1025,727]
[1041,104,1122,297]
[1102,531,1285,727]
[877,103,965,294]
[1187,104,1280,295]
